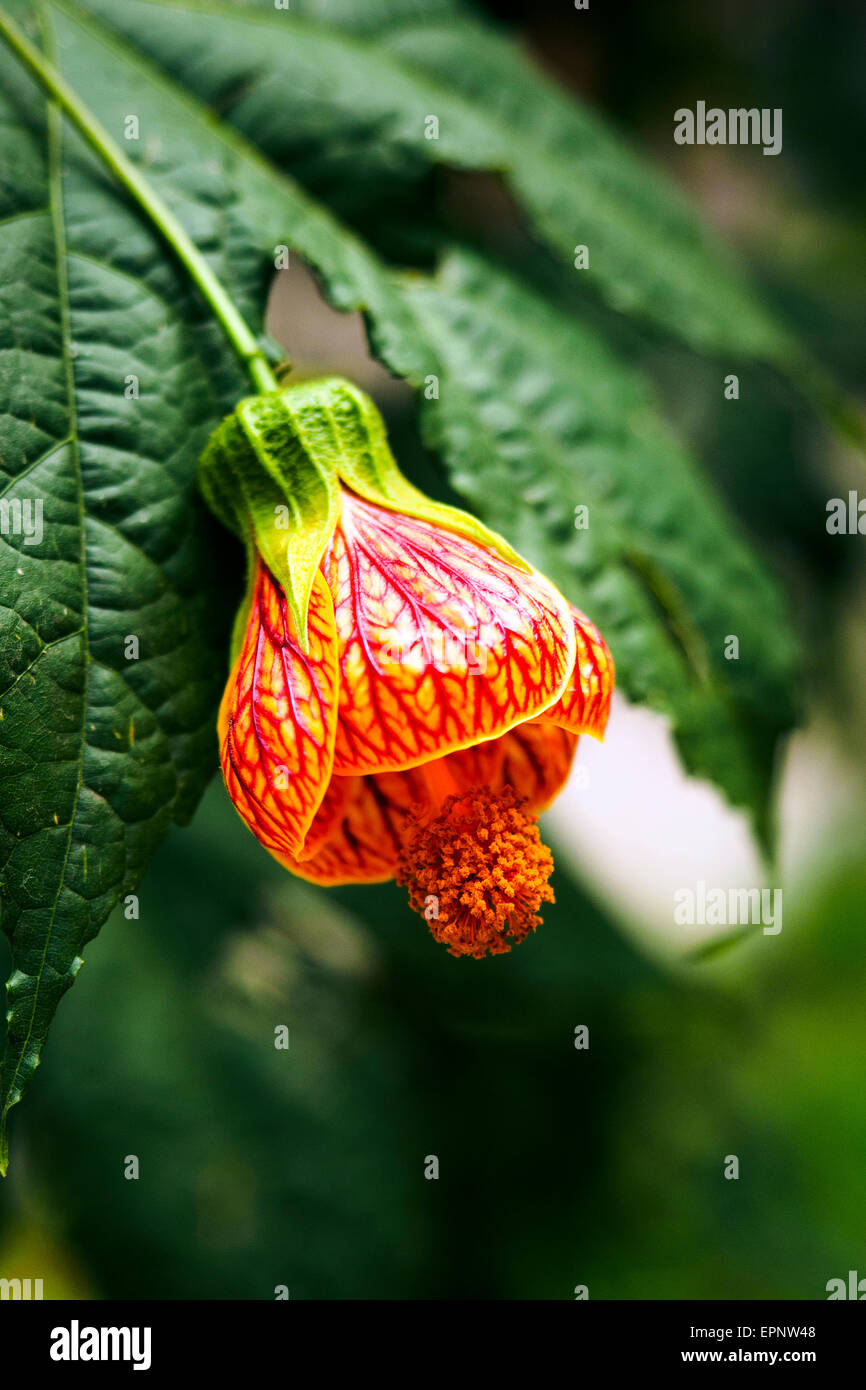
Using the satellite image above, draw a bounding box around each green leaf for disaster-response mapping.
[77,0,795,364]
[228,0,465,35]
[0,2,251,1169]
[397,249,800,841]
[0,0,447,1165]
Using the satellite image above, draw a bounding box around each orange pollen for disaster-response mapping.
[395,785,555,960]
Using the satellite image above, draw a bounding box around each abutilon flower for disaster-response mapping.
[199,378,614,959]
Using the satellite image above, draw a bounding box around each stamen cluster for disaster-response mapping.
[396,786,555,959]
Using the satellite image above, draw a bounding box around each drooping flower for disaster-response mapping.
[200,378,614,958]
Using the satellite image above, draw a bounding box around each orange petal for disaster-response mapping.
[441,737,506,793]
[497,722,578,811]
[279,766,429,885]
[295,770,354,861]
[445,723,576,812]
[219,563,339,859]
[541,605,614,739]
[286,722,578,887]
[325,490,575,775]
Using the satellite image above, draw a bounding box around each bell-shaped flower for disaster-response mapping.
[200,378,613,958]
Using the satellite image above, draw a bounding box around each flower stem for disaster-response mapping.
[0,5,280,395]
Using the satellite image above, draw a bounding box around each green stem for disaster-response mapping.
[0,4,280,395]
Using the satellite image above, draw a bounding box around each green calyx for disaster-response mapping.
[198,376,528,656]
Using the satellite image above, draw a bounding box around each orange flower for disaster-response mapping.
[201,378,614,958]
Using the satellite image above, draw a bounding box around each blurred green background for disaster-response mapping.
[1,0,865,1299]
